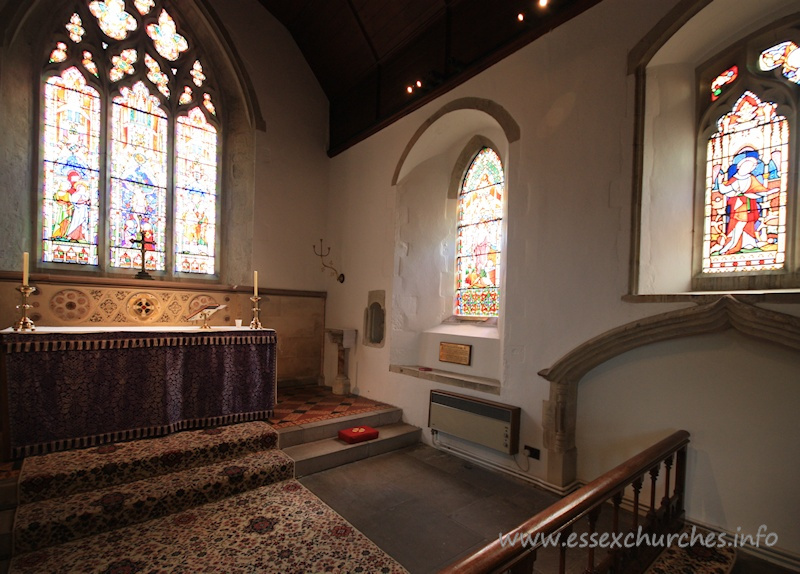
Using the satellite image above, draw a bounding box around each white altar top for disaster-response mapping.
[1,326,271,335]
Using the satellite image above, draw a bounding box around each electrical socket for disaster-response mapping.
[523,445,540,459]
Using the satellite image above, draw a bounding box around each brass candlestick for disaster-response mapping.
[14,285,37,331]
[250,295,262,329]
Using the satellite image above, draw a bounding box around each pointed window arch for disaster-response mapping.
[454,147,504,317]
[40,0,220,276]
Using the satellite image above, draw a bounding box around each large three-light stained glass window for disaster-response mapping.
[455,147,504,317]
[700,38,796,276]
[40,0,220,275]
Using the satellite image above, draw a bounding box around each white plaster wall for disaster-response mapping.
[208,0,329,292]
[321,0,800,559]
[325,0,686,476]
[577,331,800,555]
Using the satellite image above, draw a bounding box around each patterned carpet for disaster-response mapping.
[11,479,406,573]
[645,527,737,574]
[8,419,408,573]
[268,385,394,429]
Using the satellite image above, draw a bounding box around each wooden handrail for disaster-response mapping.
[440,430,690,574]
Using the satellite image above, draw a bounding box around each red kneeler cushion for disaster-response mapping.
[338,425,379,444]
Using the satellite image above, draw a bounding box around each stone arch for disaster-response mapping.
[447,135,502,200]
[538,296,800,487]
[0,0,262,283]
[391,97,520,186]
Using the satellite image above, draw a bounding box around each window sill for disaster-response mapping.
[423,322,499,339]
[389,364,501,395]
[623,291,800,304]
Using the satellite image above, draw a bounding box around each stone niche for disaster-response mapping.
[363,290,385,348]
[0,279,325,386]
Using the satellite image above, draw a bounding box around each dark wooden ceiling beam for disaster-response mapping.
[258,0,604,155]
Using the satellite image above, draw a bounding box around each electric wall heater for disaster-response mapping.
[428,390,520,455]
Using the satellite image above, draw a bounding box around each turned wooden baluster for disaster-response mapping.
[435,431,691,574]
[611,489,624,571]
[662,453,674,519]
[647,465,659,520]
[631,476,643,532]
[510,548,536,574]
[584,506,601,574]
[560,525,573,574]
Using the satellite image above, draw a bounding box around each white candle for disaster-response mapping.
[254,270,258,296]
[22,252,29,286]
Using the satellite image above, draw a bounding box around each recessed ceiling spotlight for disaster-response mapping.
[538,0,548,7]
[406,86,413,94]
[416,80,422,88]
[517,13,524,21]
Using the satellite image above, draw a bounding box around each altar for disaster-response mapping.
[0,326,277,460]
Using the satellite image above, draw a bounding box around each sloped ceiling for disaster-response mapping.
[257,0,602,156]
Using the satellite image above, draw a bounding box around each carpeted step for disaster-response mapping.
[14,448,294,554]
[9,479,407,574]
[18,421,278,504]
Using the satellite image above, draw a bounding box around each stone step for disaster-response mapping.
[17,421,278,504]
[284,422,421,477]
[13,448,294,555]
[277,406,403,448]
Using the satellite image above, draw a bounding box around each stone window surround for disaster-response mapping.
[628,0,800,296]
[2,0,263,285]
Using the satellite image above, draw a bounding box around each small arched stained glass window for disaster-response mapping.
[40,0,220,276]
[455,147,504,317]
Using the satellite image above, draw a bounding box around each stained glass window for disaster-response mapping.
[89,0,137,41]
[40,1,220,276]
[109,82,168,271]
[146,10,188,61]
[109,48,137,81]
[66,14,85,43]
[42,67,101,265]
[702,91,788,274]
[711,65,737,101]
[759,41,799,84]
[174,108,217,274]
[50,42,68,63]
[455,148,504,317]
[191,60,205,86]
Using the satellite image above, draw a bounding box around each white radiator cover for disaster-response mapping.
[428,390,520,454]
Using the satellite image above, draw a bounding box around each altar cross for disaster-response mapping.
[132,231,155,279]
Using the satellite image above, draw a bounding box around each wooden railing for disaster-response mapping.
[439,430,690,574]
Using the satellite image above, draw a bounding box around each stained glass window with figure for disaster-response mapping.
[696,30,798,288]
[40,0,220,276]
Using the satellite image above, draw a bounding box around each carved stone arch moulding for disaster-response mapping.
[391,97,520,187]
[538,296,800,488]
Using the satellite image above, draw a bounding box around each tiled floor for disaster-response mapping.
[269,386,392,429]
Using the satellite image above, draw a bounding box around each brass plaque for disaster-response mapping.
[439,342,472,366]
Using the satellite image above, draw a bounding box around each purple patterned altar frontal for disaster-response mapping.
[0,329,277,459]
